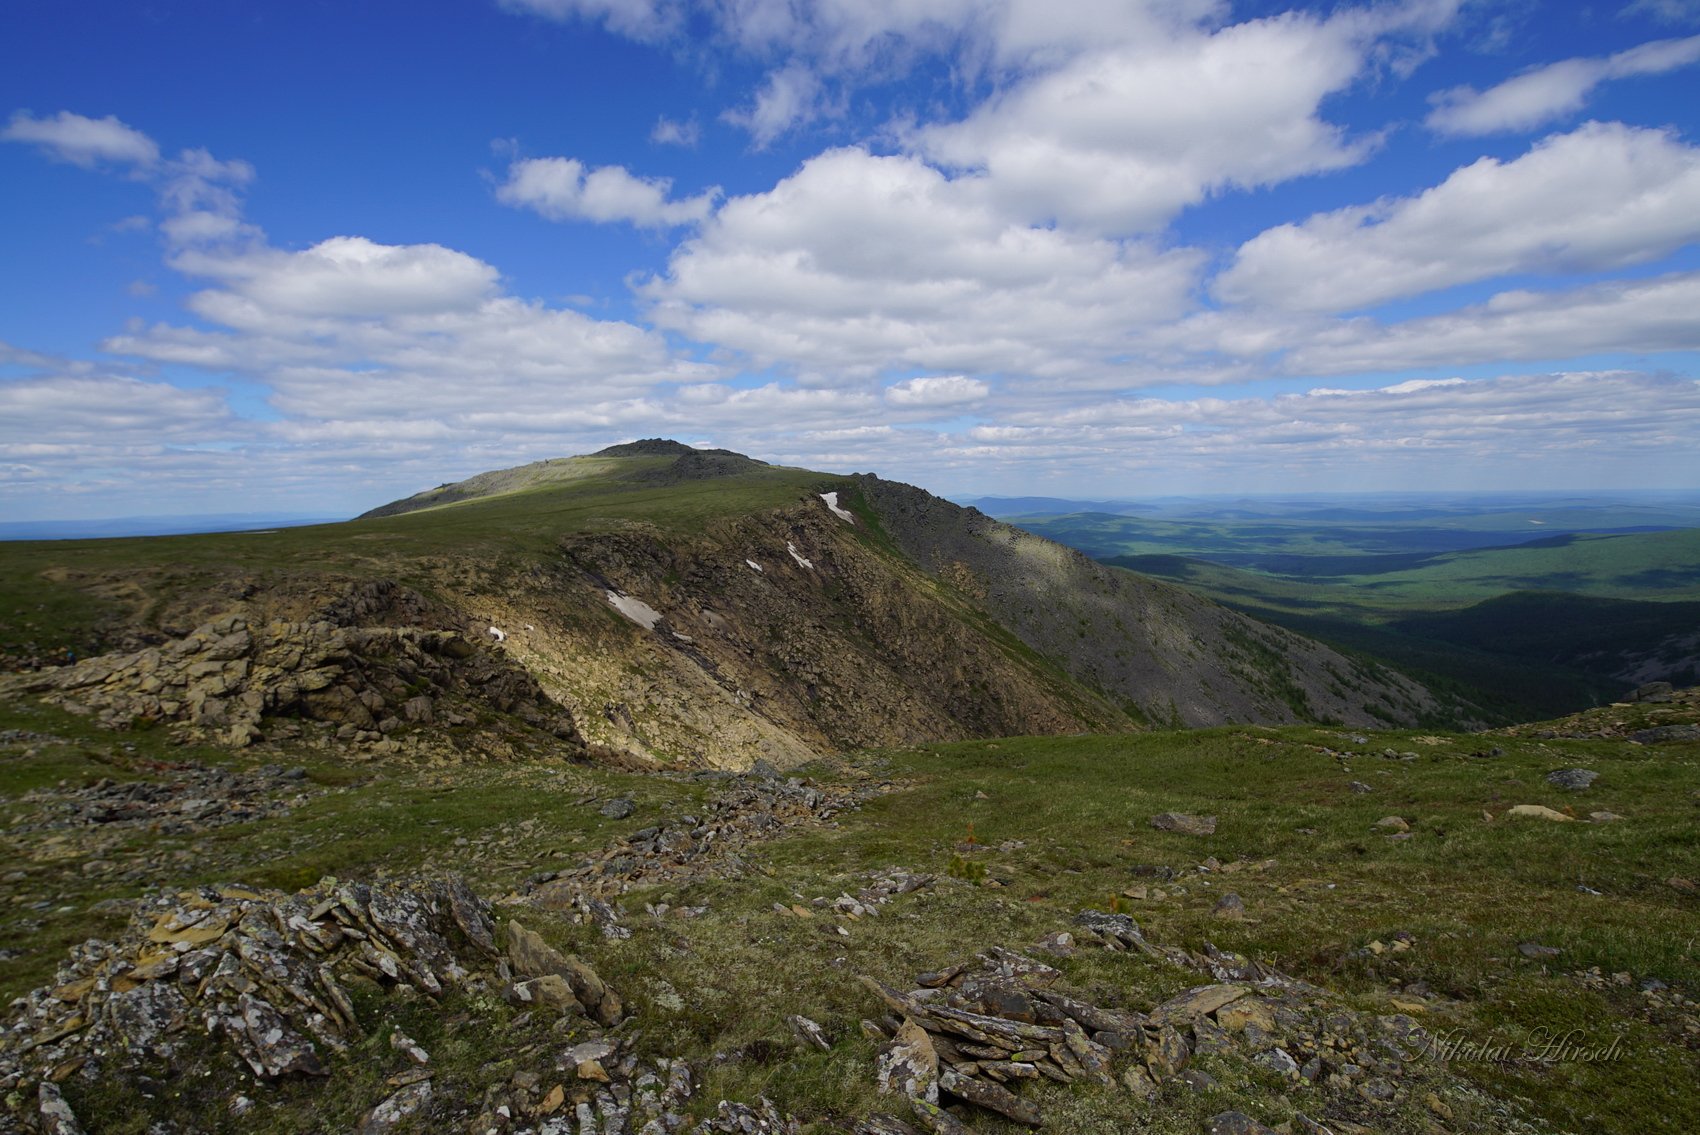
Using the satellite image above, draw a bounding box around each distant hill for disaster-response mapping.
[958,495,1155,516]
[0,513,344,541]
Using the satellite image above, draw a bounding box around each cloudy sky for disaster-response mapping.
[3,0,1699,519]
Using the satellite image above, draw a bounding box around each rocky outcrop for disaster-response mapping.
[10,760,314,837]
[860,913,1450,1133]
[4,582,582,756]
[0,876,497,1094]
[6,446,1455,770]
[0,874,743,1135]
[360,467,1451,766]
[0,870,802,1135]
[1501,682,1700,742]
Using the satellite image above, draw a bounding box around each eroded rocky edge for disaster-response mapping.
[2,581,584,761]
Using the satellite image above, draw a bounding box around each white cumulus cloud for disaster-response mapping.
[1216,123,1700,313]
[721,64,826,149]
[914,11,1389,233]
[0,374,233,443]
[2,110,160,168]
[1287,270,1700,374]
[650,115,700,147]
[181,236,501,318]
[642,147,1202,380]
[498,157,718,227]
[885,375,990,406]
[1427,34,1700,135]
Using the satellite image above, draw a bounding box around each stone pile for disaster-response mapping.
[0,875,498,1126]
[0,729,66,747]
[362,1034,778,1135]
[9,760,315,838]
[4,582,582,755]
[440,1043,699,1135]
[833,866,936,915]
[1570,967,1700,1046]
[856,911,1437,1134]
[530,773,880,904]
[693,1097,803,1134]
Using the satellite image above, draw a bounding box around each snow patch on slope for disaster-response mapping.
[819,491,855,523]
[605,590,663,629]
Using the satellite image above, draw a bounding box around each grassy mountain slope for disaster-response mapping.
[2,445,1459,772]
[1,452,1695,1135]
[857,476,1443,729]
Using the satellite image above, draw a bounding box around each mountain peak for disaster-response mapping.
[593,439,753,460]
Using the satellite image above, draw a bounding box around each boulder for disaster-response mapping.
[1505,805,1573,822]
[875,1018,938,1103]
[505,920,622,1025]
[1212,893,1247,920]
[1151,812,1217,836]
[1149,984,1248,1026]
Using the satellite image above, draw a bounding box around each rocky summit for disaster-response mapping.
[0,442,1695,1135]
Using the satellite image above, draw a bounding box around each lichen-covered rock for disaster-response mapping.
[693,1096,802,1134]
[37,1083,85,1135]
[1151,812,1217,836]
[1505,804,1574,821]
[1208,1112,1280,1135]
[356,1080,433,1134]
[876,1019,939,1103]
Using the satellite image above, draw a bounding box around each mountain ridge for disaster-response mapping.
[5,442,1467,768]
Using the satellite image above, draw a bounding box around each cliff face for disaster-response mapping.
[503,501,1134,766]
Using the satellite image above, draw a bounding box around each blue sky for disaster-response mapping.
[3,0,1699,519]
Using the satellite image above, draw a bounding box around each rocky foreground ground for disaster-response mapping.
[1,682,1697,1133]
[0,801,1516,1135]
